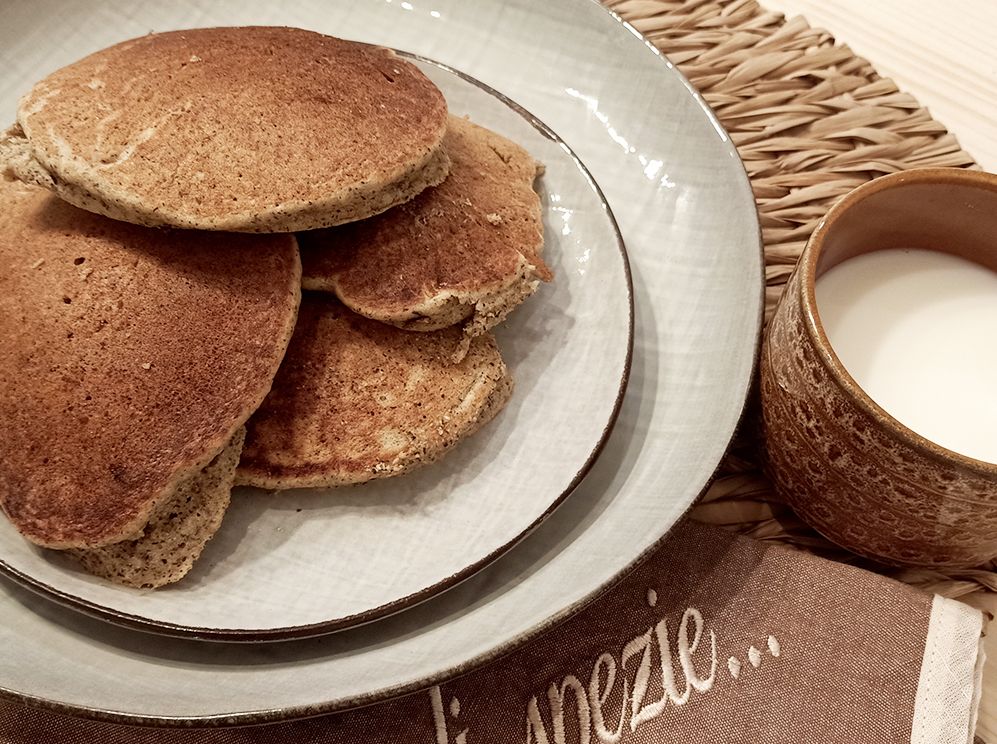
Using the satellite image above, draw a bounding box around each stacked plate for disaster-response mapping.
[0,0,762,726]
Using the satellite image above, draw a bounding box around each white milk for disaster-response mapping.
[815,248,997,464]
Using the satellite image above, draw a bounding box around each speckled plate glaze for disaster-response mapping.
[0,0,762,725]
[0,56,633,640]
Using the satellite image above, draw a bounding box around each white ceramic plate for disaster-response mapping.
[0,0,762,724]
[0,56,632,640]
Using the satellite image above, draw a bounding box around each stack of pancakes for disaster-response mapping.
[0,27,551,588]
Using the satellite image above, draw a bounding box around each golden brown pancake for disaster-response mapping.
[69,428,245,588]
[236,294,512,489]
[1,27,449,232]
[0,180,301,549]
[300,115,550,358]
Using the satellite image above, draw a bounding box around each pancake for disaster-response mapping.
[236,294,512,489]
[0,179,301,549]
[69,428,245,588]
[1,27,449,232]
[299,115,550,359]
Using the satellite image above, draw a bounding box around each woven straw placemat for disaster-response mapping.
[605,1,996,737]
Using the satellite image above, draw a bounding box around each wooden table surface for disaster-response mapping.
[760,1,997,739]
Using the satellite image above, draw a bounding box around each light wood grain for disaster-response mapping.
[761,0,997,172]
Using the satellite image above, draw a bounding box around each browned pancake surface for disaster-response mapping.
[0,180,301,548]
[300,115,550,335]
[6,27,449,231]
[237,294,511,489]
[69,427,246,588]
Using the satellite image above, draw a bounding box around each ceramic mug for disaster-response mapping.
[760,167,997,568]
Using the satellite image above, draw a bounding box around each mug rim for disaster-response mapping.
[799,166,997,479]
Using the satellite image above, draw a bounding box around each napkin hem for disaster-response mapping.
[911,594,985,744]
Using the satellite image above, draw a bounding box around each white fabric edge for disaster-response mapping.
[911,594,986,744]
[968,622,987,742]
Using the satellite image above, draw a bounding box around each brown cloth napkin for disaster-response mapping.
[0,520,985,743]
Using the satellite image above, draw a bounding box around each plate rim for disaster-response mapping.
[0,52,635,644]
[0,0,764,726]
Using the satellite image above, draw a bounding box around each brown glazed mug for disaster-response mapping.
[760,168,997,568]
